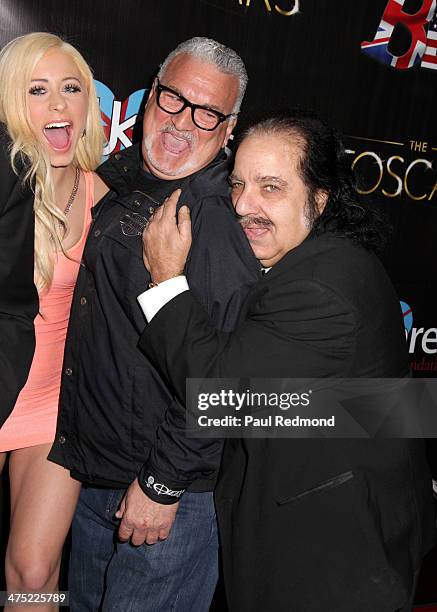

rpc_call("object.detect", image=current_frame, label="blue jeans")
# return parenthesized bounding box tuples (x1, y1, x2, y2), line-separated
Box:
(69, 486, 218, 611)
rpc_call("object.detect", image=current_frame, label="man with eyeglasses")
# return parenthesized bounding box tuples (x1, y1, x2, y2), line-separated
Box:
(48, 37, 259, 611)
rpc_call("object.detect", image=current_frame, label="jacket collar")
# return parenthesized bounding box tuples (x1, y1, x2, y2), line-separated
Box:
(258, 232, 347, 283)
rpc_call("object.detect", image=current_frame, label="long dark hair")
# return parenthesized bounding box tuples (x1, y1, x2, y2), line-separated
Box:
(239, 110, 387, 253)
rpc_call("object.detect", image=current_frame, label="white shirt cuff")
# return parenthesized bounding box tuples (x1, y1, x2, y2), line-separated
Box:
(137, 275, 189, 322)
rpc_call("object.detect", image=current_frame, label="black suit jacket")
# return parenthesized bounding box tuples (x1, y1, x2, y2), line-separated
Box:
(140, 233, 435, 612)
(0, 125, 38, 427)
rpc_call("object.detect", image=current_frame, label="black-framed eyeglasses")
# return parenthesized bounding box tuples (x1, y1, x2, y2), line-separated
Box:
(154, 78, 236, 131)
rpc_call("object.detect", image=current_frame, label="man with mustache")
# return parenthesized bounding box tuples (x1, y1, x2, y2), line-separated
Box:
(138, 111, 435, 612)
(49, 37, 259, 611)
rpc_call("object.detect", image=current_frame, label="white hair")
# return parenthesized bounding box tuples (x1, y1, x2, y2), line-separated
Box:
(158, 37, 248, 114)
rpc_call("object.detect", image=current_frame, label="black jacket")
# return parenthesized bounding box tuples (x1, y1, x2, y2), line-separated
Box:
(0, 125, 38, 426)
(49, 145, 259, 498)
(140, 233, 435, 611)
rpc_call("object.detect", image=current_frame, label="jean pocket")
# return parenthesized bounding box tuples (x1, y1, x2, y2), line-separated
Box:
(105, 488, 126, 519)
(276, 470, 354, 507)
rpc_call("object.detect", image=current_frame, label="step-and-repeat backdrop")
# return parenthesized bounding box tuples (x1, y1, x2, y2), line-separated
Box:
(1, 0, 437, 603)
(1, 0, 436, 374)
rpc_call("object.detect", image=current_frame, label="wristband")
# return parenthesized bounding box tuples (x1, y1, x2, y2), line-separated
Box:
(139, 471, 186, 504)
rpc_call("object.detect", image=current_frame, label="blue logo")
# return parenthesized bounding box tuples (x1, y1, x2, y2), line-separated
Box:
(400, 300, 413, 333)
(95, 80, 147, 160)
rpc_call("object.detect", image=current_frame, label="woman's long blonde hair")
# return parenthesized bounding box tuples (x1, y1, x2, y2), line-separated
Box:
(0, 32, 105, 291)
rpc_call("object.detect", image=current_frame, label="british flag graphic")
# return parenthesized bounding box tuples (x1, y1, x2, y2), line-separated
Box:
(422, 9, 437, 69)
(361, 0, 437, 70)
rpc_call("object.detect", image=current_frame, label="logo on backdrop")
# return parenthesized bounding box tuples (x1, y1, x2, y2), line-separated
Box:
(361, 0, 437, 71)
(345, 135, 437, 203)
(236, 0, 299, 16)
(401, 300, 413, 335)
(95, 80, 147, 160)
(400, 301, 437, 371)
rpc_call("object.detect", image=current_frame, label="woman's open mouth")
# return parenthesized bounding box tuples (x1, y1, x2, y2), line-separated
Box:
(43, 121, 73, 152)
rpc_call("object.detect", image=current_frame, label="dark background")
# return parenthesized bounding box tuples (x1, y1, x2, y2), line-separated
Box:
(0, 0, 435, 354)
(0, 0, 436, 608)
(1, 0, 434, 350)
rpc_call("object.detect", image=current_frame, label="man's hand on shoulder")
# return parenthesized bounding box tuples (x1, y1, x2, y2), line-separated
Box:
(115, 478, 179, 545)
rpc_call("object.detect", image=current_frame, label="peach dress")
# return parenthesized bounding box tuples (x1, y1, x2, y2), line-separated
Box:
(0, 171, 94, 451)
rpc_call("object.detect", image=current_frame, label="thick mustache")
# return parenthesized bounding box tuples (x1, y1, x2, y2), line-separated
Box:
(238, 215, 272, 228)
(161, 123, 195, 146)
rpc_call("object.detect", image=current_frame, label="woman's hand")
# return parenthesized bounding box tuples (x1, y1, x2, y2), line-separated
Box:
(142, 189, 192, 284)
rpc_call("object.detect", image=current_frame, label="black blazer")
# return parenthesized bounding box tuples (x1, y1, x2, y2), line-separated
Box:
(140, 233, 435, 612)
(0, 125, 38, 427)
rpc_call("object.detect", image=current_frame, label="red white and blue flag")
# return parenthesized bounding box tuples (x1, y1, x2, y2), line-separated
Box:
(422, 9, 437, 69)
(361, 0, 437, 70)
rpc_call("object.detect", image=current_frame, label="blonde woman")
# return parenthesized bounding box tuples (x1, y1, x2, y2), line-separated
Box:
(0, 33, 108, 609)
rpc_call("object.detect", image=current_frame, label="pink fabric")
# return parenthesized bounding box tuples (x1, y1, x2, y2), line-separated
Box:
(0, 171, 95, 451)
